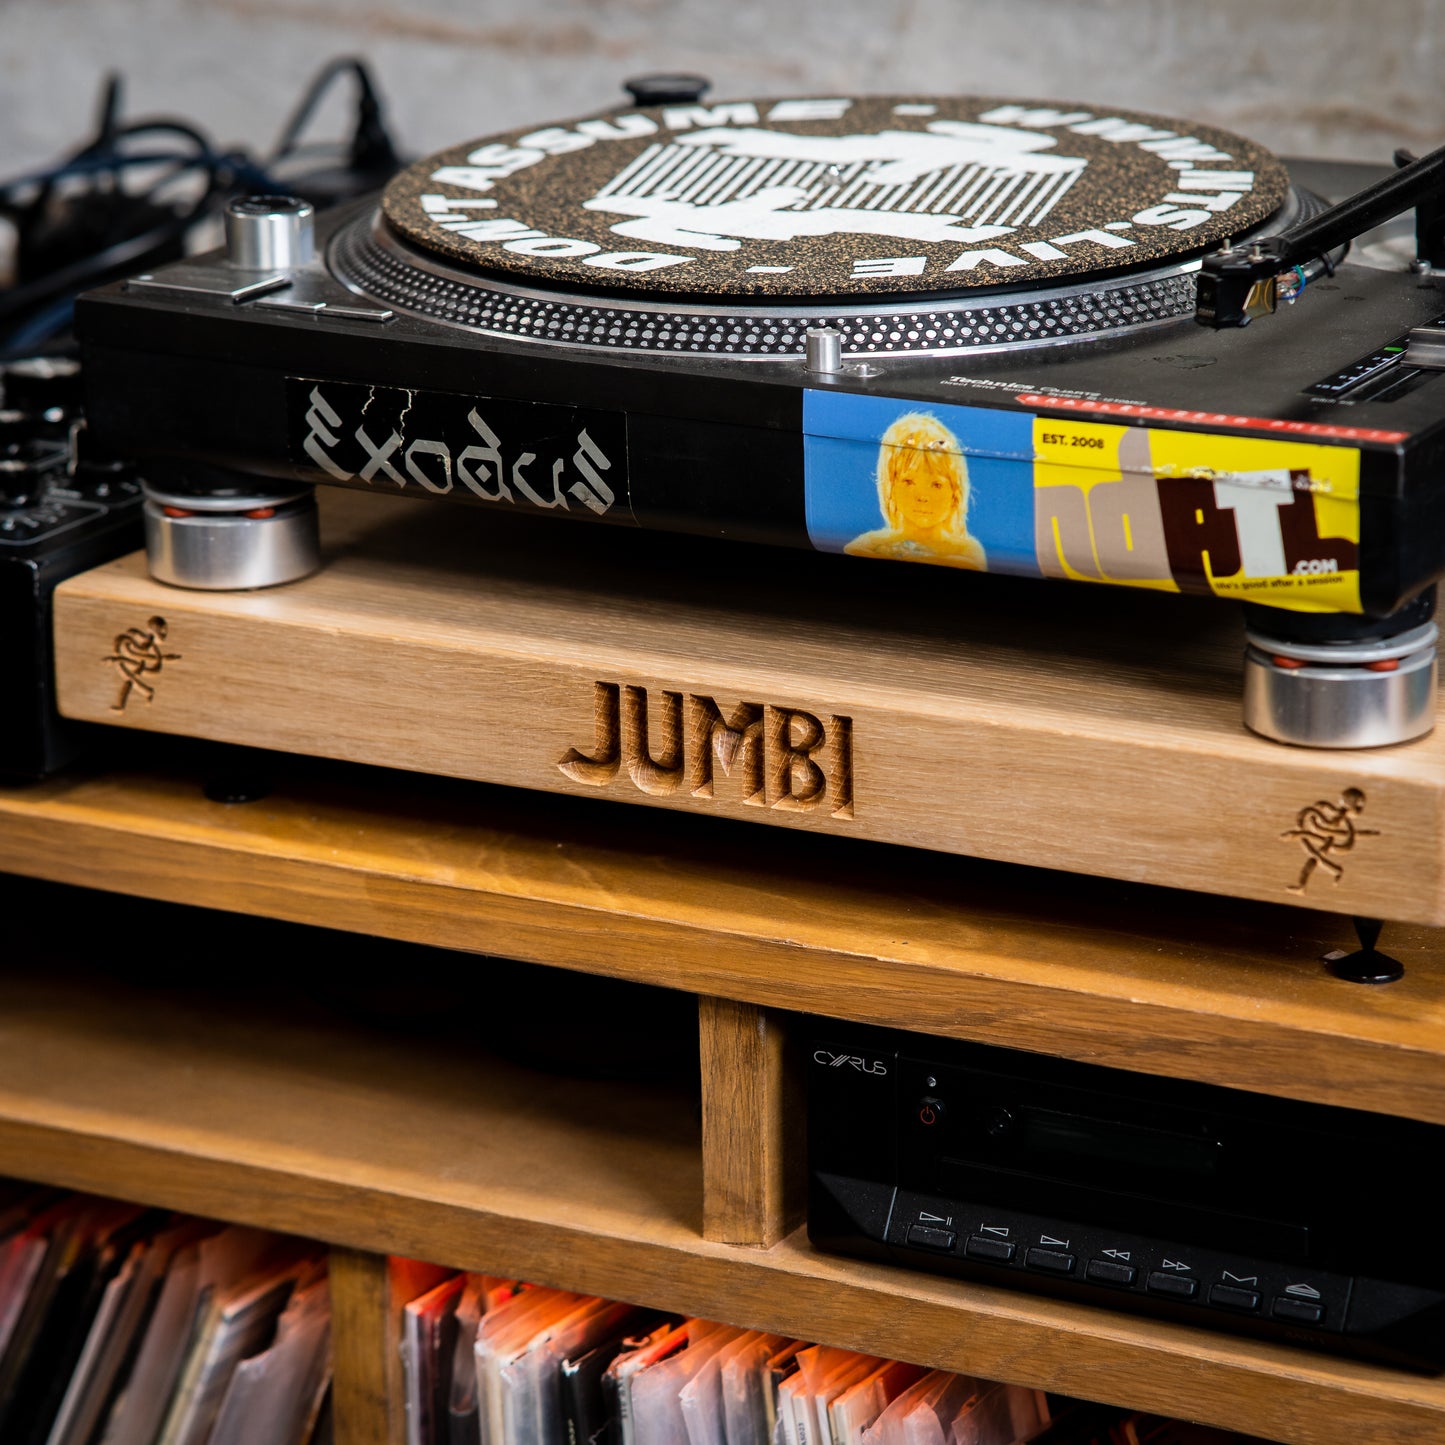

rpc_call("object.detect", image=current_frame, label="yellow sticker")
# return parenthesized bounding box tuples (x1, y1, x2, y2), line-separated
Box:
(1032, 420, 1361, 612)
(1034, 419, 1179, 592)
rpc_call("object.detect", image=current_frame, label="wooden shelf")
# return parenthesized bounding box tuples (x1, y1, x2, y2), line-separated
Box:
(0, 940, 1441, 1445)
(2, 744, 1443, 1123)
(0, 949, 701, 1258)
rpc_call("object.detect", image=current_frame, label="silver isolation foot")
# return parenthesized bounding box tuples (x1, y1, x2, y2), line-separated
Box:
(1242, 620, 1437, 748)
(143, 480, 320, 590)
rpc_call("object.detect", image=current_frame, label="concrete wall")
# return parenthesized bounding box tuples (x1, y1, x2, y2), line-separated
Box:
(3, 0, 1443, 179)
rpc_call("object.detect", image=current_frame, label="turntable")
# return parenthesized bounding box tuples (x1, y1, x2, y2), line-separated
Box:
(72, 85, 1445, 753)
(49, 86, 1445, 932)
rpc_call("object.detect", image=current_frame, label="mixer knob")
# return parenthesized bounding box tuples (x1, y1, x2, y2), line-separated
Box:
(2, 356, 83, 419)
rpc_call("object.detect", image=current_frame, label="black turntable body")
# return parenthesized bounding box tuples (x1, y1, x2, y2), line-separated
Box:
(78, 230, 1445, 602)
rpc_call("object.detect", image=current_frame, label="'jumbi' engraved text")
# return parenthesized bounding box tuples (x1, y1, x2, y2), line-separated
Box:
(558, 682, 854, 818)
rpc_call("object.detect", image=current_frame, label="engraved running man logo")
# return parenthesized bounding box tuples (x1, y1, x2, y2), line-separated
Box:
(1282, 787, 1378, 891)
(104, 616, 180, 712)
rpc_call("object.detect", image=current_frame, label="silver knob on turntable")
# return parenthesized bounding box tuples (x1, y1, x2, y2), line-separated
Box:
(806, 329, 844, 374)
(224, 195, 316, 271)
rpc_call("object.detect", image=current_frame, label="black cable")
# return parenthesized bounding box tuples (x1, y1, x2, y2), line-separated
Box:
(271, 56, 367, 160)
(0, 215, 189, 326)
(269, 56, 399, 177)
(89, 74, 123, 196)
(1, 58, 404, 353)
(0, 150, 213, 204)
(111, 117, 216, 156)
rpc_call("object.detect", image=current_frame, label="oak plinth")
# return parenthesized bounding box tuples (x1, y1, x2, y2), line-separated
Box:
(50, 488, 1445, 924)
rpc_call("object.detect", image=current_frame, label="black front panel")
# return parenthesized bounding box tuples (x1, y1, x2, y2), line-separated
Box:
(74, 238, 1445, 618)
(808, 1023, 1445, 1372)
(628, 413, 806, 544)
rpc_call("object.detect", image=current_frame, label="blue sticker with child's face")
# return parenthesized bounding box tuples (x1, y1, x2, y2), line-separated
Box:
(803, 390, 1040, 578)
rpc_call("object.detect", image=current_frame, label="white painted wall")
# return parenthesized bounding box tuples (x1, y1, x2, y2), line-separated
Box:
(3, 0, 1443, 181)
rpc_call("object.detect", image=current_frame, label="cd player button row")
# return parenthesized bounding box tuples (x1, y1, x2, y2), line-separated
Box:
(1271, 1297, 1325, 1325)
(965, 1235, 1016, 1264)
(1085, 1259, 1137, 1287)
(1208, 1284, 1261, 1312)
(1024, 1247, 1075, 1275)
(905, 1224, 957, 1253)
(1146, 1271, 1199, 1300)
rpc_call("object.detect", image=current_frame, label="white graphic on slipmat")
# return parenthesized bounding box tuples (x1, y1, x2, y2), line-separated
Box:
(583, 122, 1089, 251)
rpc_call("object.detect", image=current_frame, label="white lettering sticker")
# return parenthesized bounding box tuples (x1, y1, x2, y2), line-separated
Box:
(852, 256, 927, 277)
(768, 99, 852, 122)
(582, 251, 693, 272)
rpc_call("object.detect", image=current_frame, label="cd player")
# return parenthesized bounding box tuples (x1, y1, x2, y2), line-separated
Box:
(808, 1022, 1445, 1371)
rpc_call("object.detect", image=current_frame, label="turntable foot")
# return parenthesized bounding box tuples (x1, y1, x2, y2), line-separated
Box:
(142, 471, 320, 590)
(1241, 590, 1438, 748)
(202, 757, 271, 803)
(1323, 916, 1405, 984)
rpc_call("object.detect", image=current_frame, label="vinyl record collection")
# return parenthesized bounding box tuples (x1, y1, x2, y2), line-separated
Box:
(0, 1183, 331, 1445)
(397, 1275, 1266, 1445)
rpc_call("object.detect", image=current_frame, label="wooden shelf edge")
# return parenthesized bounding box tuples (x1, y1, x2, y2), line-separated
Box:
(2, 770, 1443, 1125)
(0, 1114, 1439, 1445)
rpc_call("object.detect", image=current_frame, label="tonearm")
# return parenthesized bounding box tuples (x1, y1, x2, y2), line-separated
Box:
(1195, 140, 1445, 328)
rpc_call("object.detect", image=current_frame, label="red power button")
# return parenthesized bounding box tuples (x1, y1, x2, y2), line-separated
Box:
(918, 1097, 944, 1126)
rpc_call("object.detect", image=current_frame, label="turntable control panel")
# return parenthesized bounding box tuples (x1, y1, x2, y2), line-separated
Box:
(0, 364, 143, 778)
(1307, 314, 1445, 402)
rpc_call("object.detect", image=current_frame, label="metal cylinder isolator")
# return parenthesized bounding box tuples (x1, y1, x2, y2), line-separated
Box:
(143, 480, 320, 590)
(1242, 621, 1438, 748)
(806, 328, 844, 374)
(224, 195, 316, 271)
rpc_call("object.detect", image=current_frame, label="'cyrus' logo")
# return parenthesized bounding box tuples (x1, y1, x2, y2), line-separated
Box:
(813, 1050, 888, 1075)
(558, 682, 853, 818)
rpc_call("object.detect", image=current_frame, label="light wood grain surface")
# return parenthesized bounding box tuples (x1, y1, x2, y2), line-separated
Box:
(699, 998, 804, 1247)
(51, 489, 1445, 924)
(0, 954, 1438, 1445)
(2, 749, 1442, 1123)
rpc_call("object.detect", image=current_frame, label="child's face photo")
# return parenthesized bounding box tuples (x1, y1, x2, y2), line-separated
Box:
(891, 458, 955, 532)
